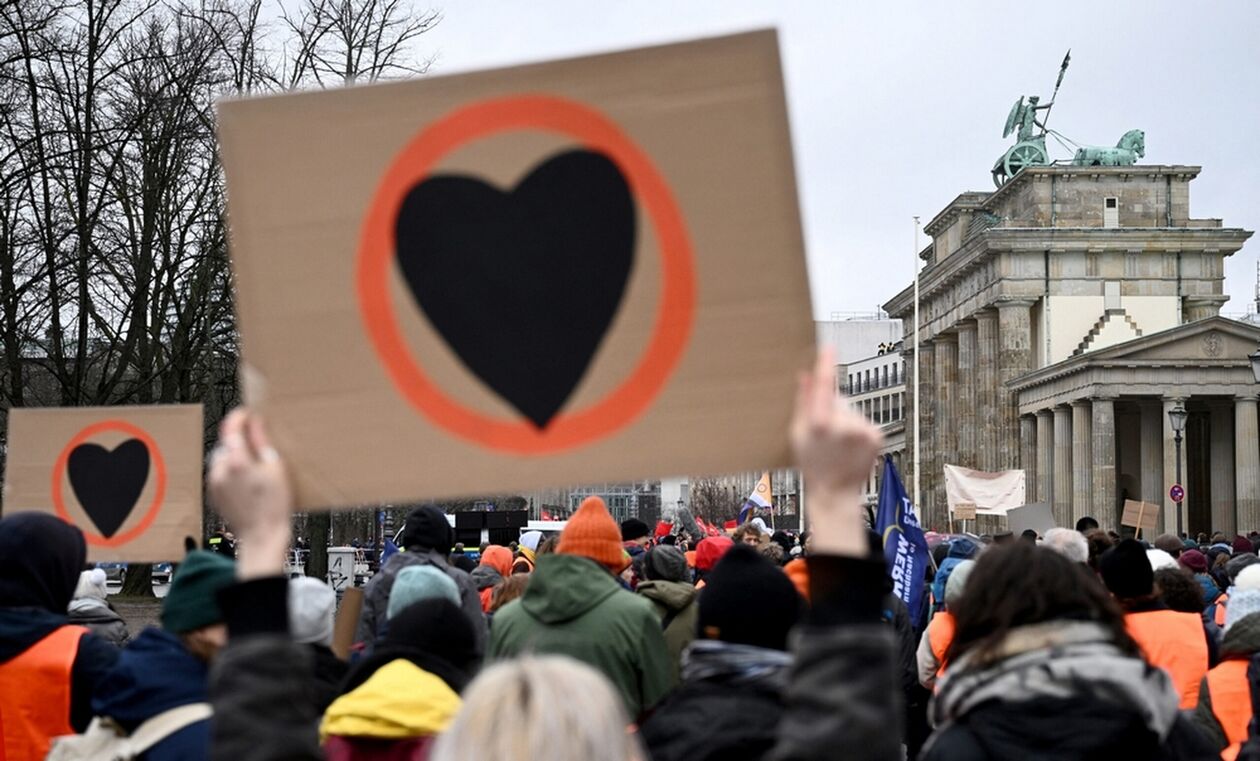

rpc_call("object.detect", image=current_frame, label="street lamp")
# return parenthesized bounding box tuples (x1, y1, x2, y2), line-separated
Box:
(1168, 403, 1188, 538)
(1250, 345, 1260, 383)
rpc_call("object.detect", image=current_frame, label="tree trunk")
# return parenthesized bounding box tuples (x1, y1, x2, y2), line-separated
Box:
(306, 512, 330, 583)
(120, 562, 154, 597)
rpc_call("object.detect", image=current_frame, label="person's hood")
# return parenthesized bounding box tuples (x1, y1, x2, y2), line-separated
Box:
(636, 579, 697, 613)
(0, 512, 86, 612)
(401, 506, 453, 554)
(0, 607, 66, 664)
(521, 554, 622, 625)
(321, 659, 460, 741)
(680, 639, 791, 692)
(68, 596, 122, 623)
(468, 564, 503, 591)
(478, 545, 513, 577)
(947, 537, 979, 560)
(91, 627, 208, 732)
(1222, 612, 1260, 658)
(933, 621, 1179, 743)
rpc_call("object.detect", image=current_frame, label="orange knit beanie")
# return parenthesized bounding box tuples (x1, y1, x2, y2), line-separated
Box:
(558, 496, 626, 572)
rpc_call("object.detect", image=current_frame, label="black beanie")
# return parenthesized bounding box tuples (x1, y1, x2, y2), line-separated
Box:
(1100, 538, 1153, 599)
(401, 505, 453, 554)
(620, 518, 649, 543)
(0, 513, 86, 612)
(698, 545, 802, 650)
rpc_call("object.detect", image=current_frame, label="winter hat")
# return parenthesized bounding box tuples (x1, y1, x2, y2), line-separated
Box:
(1227, 553, 1260, 584)
(943, 559, 975, 607)
(288, 576, 336, 646)
(1233, 536, 1254, 555)
(1147, 549, 1178, 571)
(1179, 549, 1208, 574)
(697, 545, 803, 650)
(401, 506, 453, 554)
(695, 536, 735, 572)
(642, 545, 689, 583)
(0, 513, 87, 613)
(1153, 534, 1185, 558)
(558, 497, 625, 572)
(388, 565, 460, 620)
(161, 551, 236, 634)
(518, 530, 543, 553)
(73, 568, 109, 602)
(479, 545, 513, 577)
(1225, 565, 1260, 631)
(620, 518, 650, 543)
(1100, 539, 1154, 599)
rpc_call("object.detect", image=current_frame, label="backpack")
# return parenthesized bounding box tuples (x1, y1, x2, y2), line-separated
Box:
(46, 702, 212, 761)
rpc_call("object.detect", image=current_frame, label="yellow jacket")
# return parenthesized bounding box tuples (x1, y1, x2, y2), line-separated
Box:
(320, 659, 461, 741)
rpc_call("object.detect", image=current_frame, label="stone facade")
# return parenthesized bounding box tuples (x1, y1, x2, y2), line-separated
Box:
(884, 165, 1253, 531)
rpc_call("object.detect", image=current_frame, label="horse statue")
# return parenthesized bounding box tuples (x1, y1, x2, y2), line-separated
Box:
(1072, 129, 1145, 167)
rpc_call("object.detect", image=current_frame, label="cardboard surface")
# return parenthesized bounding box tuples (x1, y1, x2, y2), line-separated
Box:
(952, 503, 977, 521)
(1121, 500, 1160, 532)
(217, 30, 814, 509)
(1006, 502, 1056, 538)
(331, 587, 364, 661)
(2, 405, 204, 562)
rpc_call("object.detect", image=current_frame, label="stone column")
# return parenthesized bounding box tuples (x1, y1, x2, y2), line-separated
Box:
(934, 335, 958, 517)
(976, 309, 999, 471)
(1053, 406, 1073, 528)
(919, 342, 938, 526)
(1210, 401, 1237, 537)
(956, 320, 978, 468)
(1140, 401, 1164, 532)
(1236, 396, 1260, 533)
(1163, 397, 1186, 537)
(996, 299, 1036, 470)
(1071, 400, 1093, 527)
(1092, 397, 1117, 529)
(1037, 409, 1054, 508)
(1020, 415, 1038, 502)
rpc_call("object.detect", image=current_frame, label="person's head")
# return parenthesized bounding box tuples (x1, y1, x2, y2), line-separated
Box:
(288, 576, 336, 647)
(536, 535, 561, 557)
(731, 523, 764, 547)
(162, 550, 237, 661)
(800, 530, 813, 555)
(1099, 539, 1155, 604)
(943, 559, 975, 609)
(697, 545, 803, 651)
(1178, 548, 1208, 575)
(992, 531, 1015, 546)
(1075, 516, 1100, 534)
(660, 534, 677, 546)
(1225, 566, 1260, 632)
(387, 565, 461, 621)
(1153, 534, 1184, 559)
(558, 497, 627, 574)
(401, 505, 453, 554)
(694, 536, 734, 578)
(0, 512, 87, 614)
(1042, 528, 1088, 564)
(619, 518, 650, 547)
(1146, 548, 1178, 571)
(641, 545, 689, 583)
(489, 574, 529, 613)
(1212, 532, 1228, 545)
(947, 542, 1136, 665)
(430, 656, 641, 761)
(1019, 529, 1039, 544)
(73, 568, 109, 602)
(1233, 535, 1254, 556)
(384, 597, 480, 676)
(1153, 567, 1203, 614)
(479, 545, 513, 577)
(758, 542, 785, 565)
(1227, 553, 1260, 586)
(1083, 529, 1114, 572)
(518, 530, 543, 554)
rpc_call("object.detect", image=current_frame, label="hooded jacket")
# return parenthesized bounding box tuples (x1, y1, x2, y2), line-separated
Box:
(470, 546, 512, 613)
(922, 620, 1217, 760)
(321, 659, 461, 761)
(635, 579, 698, 683)
(1193, 612, 1260, 754)
(487, 553, 672, 717)
(68, 572, 130, 648)
(0, 513, 119, 735)
(91, 627, 212, 761)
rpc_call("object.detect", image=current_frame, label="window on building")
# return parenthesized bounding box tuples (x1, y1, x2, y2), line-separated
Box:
(848, 374, 854, 394)
(1104, 197, 1119, 228)
(892, 363, 898, 385)
(882, 366, 889, 387)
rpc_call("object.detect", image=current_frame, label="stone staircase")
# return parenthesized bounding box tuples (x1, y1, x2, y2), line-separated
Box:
(1072, 309, 1143, 357)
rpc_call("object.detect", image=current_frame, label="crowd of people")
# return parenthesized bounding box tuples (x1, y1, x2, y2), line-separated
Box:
(5, 352, 1260, 760)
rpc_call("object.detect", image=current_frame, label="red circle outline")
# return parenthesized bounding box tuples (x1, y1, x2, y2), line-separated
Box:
(356, 95, 696, 454)
(51, 420, 167, 547)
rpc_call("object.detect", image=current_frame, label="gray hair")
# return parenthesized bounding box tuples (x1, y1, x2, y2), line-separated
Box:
(430, 656, 643, 761)
(1042, 528, 1089, 564)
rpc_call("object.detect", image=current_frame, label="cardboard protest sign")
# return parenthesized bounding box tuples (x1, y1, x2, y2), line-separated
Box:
(217, 30, 814, 509)
(2, 405, 203, 561)
(1007, 502, 1056, 538)
(1121, 499, 1159, 535)
(952, 503, 977, 521)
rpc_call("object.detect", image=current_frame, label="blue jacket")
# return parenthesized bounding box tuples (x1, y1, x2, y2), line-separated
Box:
(92, 627, 211, 761)
(931, 539, 978, 612)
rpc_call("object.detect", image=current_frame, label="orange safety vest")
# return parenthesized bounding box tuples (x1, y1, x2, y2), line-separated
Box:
(0, 625, 87, 761)
(1215, 593, 1229, 628)
(927, 610, 956, 680)
(1206, 658, 1250, 761)
(1125, 609, 1209, 709)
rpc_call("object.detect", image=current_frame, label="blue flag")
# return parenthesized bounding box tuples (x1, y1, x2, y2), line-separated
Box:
(875, 455, 931, 628)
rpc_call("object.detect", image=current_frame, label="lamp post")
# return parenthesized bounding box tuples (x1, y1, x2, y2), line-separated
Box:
(1168, 403, 1188, 537)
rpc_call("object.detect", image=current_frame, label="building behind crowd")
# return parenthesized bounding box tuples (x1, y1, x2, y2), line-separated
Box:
(839, 342, 908, 504)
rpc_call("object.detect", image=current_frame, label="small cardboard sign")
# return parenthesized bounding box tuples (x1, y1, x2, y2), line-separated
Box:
(1121, 499, 1160, 532)
(1007, 502, 1056, 538)
(331, 587, 364, 661)
(217, 30, 814, 509)
(952, 503, 977, 521)
(2, 405, 203, 561)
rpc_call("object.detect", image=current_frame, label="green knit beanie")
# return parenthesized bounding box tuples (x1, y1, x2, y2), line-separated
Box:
(161, 550, 236, 634)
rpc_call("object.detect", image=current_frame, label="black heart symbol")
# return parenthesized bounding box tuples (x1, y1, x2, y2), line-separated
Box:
(395, 149, 636, 429)
(67, 439, 150, 538)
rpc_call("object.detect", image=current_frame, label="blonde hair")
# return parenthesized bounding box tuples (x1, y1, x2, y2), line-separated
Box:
(431, 656, 641, 761)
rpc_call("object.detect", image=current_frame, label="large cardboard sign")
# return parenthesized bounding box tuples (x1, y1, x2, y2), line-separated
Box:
(217, 30, 814, 509)
(1007, 502, 1057, 538)
(2, 405, 203, 561)
(1121, 499, 1160, 536)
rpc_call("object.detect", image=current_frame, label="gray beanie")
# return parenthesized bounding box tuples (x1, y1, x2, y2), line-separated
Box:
(944, 559, 976, 607)
(1227, 553, 1260, 584)
(387, 565, 460, 620)
(643, 545, 689, 583)
(288, 577, 336, 646)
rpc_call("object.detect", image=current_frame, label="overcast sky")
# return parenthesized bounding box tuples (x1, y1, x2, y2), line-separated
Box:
(384, 1, 1260, 320)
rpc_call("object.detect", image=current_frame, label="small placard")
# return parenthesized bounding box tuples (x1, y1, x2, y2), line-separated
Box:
(953, 503, 977, 521)
(1121, 499, 1159, 531)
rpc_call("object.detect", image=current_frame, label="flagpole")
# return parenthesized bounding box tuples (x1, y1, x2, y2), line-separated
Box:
(913, 216, 921, 513)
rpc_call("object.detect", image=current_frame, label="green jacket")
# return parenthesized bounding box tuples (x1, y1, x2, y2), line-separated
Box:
(488, 554, 672, 717)
(636, 579, 698, 685)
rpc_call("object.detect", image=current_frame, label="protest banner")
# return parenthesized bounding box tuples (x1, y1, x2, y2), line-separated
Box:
(1121, 499, 1160, 538)
(944, 464, 1026, 515)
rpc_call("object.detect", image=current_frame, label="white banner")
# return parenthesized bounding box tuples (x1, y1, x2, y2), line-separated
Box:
(944, 464, 1026, 516)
